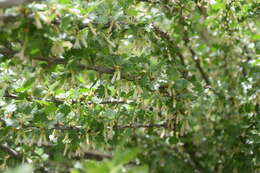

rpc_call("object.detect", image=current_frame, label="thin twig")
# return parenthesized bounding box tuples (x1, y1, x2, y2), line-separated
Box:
(5, 122, 168, 132)
(188, 47, 211, 86)
(115, 123, 167, 129)
(0, 144, 22, 160)
(3, 92, 127, 105)
(72, 151, 112, 161)
(0, 0, 43, 8)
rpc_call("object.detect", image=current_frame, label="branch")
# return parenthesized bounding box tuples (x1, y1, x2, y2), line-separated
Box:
(70, 150, 136, 165)
(0, 143, 22, 160)
(153, 24, 211, 86)
(188, 47, 223, 97)
(3, 91, 127, 105)
(31, 56, 116, 74)
(72, 151, 112, 161)
(5, 122, 168, 132)
(0, 117, 6, 126)
(0, 14, 19, 23)
(183, 142, 207, 173)
(188, 47, 211, 86)
(137, 0, 160, 4)
(1, 141, 111, 163)
(179, 30, 223, 97)
(33, 56, 137, 81)
(0, 0, 39, 8)
(0, 47, 16, 57)
(98, 100, 126, 104)
(152, 25, 188, 76)
(83, 65, 115, 74)
(115, 123, 167, 129)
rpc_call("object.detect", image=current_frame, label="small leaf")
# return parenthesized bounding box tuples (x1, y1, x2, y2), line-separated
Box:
(17, 77, 35, 92)
(127, 165, 149, 173)
(5, 104, 17, 113)
(85, 0, 105, 14)
(4, 164, 33, 173)
(76, 74, 86, 83)
(84, 160, 110, 173)
(62, 41, 73, 49)
(35, 100, 52, 106)
(113, 148, 140, 166)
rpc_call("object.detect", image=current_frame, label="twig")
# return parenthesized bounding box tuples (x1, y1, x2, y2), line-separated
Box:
(5, 122, 168, 132)
(0, 141, 111, 162)
(98, 100, 126, 104)
(153, 24, 211, 86)
(0, 0, 42, 8)
(3, 92, 127, 105)
(152, 25, 188, 77)
(72, 151, 112, 161)
(0, 14, 20, 23)
(0, 144, 22, 160)
(115, 123, 167, 129)
(188, 47, 211, 86)
(181, 31, 222, 97)
(183, 143, 206, 173)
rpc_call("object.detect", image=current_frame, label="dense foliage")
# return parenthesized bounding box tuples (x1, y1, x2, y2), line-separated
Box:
(0, 0, 259, 172)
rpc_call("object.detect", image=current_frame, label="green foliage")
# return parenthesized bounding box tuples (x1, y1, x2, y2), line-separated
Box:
(71, 148, 148, 173)
(3, 164, 33, 173)
(0, 0, 259, 172)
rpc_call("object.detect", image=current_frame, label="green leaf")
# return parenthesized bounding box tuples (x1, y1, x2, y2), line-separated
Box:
(4, 164, 33, 173)
(85, 0, 105, 14)
(44, 103, 58, 114)
(113, 148, 140, 166)
(59, 0, 71, 4)
(84, 160, 110, 173)
(35, 100, 52, 106)
(76, 74, 86, 83)
(5, 104, 17, 113)
(251, 34, 260, 41)
(16, 77, 36, 92)
(127, 165, 149, 173)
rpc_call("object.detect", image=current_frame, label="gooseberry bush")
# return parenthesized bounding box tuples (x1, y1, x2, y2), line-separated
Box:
(0, 0, 259, 172)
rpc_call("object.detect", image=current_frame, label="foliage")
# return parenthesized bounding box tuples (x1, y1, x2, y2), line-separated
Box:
(3, 164, 33, 173)
(0, 0, 259, 172)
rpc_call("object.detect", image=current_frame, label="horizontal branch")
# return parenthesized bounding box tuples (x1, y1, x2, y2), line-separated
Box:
(78, 64, 115, 74)
(0, 140, 112, 162)
(0, 47, 15, 57)
(69, 150, 136, 165)
(31, 57, 116, 74)
(0, 0, 40, 8)
(115, 123, 167, 129)
(3, 122, 168, 131)
(0, 14, 20, 23)
(72, 151, 112, 161)
(3, 92, 127, 105)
